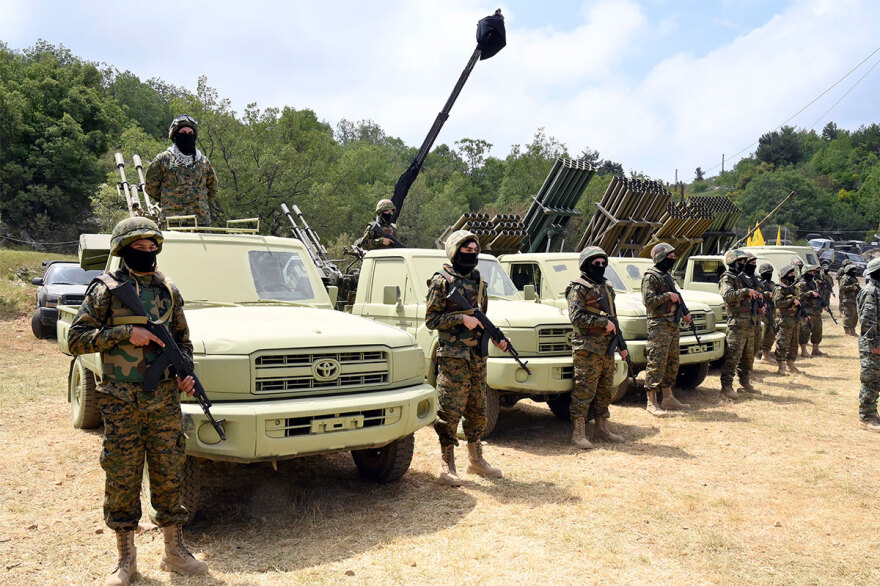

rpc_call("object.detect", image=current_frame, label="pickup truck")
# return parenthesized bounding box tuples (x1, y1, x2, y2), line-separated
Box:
(498, 253, 726, 396)
(57, 229, 437, 516)
(683, 246, 822, 293)
(348, 249, 627, 431)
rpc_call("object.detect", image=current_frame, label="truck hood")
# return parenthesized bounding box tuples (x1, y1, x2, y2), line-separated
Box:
(680, 290, 723, 309)
(486, 298, 568, 328)
(611, 292, 711, 317)
(185, 306, 416, 354)
(45, 284, 88, 298)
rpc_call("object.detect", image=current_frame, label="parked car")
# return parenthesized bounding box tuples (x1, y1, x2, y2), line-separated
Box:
(844, 252, 868, 272)
(819, 249, 850, 272)
(808, 238, 835, 251)
(31, 261, 101, 339)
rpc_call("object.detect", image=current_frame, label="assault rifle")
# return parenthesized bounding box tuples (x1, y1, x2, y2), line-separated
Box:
(108, 280, 227, 441)
(760, 283, 777, 334)
(368, 222, 405, 248)
(446, 286, 532, 376)
(807, 280, 838, 325)
(662, 273, 702, 345)
(795, 302, 811, 324)
(595, 288, 635, 382)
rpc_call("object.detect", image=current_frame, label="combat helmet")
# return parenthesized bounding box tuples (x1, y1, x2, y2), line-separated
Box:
(110, 217, 163, 256)
(650, 242, 675, 264)
(375, 199, 396, 214)
(778, 265, 796, 281)
(724, 249, 748, 266)
(168, 114, 198, 140)
(444, 229, 479, 261)
(579, 246, 607, 270)
(867, 257, 880, 276)
(802, 263, 819, 274)
(841, 258, 852, 268)
(790, 256, 803, 267)
(759, 262, 774, 276)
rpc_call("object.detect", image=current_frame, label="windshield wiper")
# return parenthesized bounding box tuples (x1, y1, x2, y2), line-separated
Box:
(235, 299, 312, 307)
(187, 299, 237, 307)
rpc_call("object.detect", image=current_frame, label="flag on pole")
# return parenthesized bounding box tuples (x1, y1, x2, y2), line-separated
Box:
(753, 221, 765, 246)
(776, 226, 781, 245)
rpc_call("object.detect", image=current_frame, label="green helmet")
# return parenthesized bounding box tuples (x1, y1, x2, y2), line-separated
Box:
(375, 199, 396, 214)
(867, 258, 880, 275)
(802, 263, 819, 274)
(778, 265, 796, 280)
(744, 251, 757, 262)
(790, 256, 803, 267)
(168, 114, 198, 140)
(842, 258, 852, 268)
(650, 243, 675, 264)
(579, 246, 608, 270)
(759, 262, 774, 275)
(110, 217, 163, 256)
(724, 249, 748, 265)
(444, 229, 479, 261)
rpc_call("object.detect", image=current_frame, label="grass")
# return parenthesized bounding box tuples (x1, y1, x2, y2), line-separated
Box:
(1, 297, 880, 584)
(0, 249, 76, 319)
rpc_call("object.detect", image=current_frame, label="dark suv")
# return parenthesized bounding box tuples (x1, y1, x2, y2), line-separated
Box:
(31, 261, 101, 338)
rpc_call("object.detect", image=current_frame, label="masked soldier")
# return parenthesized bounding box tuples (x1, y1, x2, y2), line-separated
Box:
(836, 258, 852, 284)
(426, 230, 505, 485)
(566, 246, 628, 449)
(757, 262, 777, 363)
(795, 264, 825, 357)
(790, 256, 804, 279)
(818, 265, 835, 306)
(840, 264, 861, 336)
(858, 258, 880, 431)
(640, 242, 690, 415)
(773, 265, 804, 375)
(741, 252, 765, 382)
(144, 114, 219, 227)
(67, 218, 208, 584)
(357, 199, 402, 251)
(719, 249, 762, 399)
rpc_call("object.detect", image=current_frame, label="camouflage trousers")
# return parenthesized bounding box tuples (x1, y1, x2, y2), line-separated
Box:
(774, 317, 800, 362)
(434, 349, 487, 447)
(859, 349, 880, 420)
(842, 300, 858, 330)
(644, 319, 680, 391)
(97, 381, 188, 531)
(571, 349, 615, 420)
(752, 318, 763, 357)
(760, 314, 775, 352)
(721, 324, 756, 387)
(799, 311, 823, 344)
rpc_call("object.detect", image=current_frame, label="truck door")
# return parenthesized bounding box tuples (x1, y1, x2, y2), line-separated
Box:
(365, 258, 419, 336)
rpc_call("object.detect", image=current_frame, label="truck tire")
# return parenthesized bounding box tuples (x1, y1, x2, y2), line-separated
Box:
(547, 392, 572, 421)
(351, 433, 415, 483)
(143, 456, 202, 525)
(613, 378, 632, 402)
(483, 387, 500, 436)
(31, 308, 52, 339)
(677, 362, 709, 390)
(70, 357, 101, 429)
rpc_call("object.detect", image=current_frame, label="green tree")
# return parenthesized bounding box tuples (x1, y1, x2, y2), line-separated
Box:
(756, 126, 804, 167)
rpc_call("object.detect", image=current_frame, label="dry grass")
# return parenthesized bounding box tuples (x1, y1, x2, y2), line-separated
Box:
(0, 249, 77, 319)
(1, 305, 879, 585)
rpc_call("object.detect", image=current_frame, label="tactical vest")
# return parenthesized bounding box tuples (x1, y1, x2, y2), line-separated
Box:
(97, 271, 175, 383)
(436, 268, 485, 347)
(643, 268, 676, 317)
(722, 271, 752, 314)
(567, 277, 615, 336)
(775, 284, 799, 317)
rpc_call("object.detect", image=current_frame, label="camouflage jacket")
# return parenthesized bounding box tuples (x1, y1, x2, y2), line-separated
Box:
(425, 265, 487, 358)
(857, 279, 879, 351)
(839, 273, 861, 302)
(68, 267, 192, 401)
(640, 268, 677, 323)
(566, 275, 616, 355)
(358, 220, 399, 251)
(719, 270, 755, 326)
(795, 278, 823, 315)
(818, 272, 834, 304)
(144, 149, 218, 226)
(772, 282, 799, 317)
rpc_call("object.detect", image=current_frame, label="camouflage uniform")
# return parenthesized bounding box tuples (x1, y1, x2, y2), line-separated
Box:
(857, 275, 880, 422)
(358, 199, 400, 251)
(742, 271, 763, 360)
(640, 268, 680, 392)
(68, 267, 191, 531)
(773, 278, 801, 364)
(758, 272, 777, 354)
(719, 265, 757, 391)
(818, 269, 835, 306)
(840, 269, 861, 333)
(795, 275, 823, 345)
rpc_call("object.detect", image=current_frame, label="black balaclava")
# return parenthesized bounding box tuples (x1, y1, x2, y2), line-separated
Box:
(733, 260, 746, 274)
(804, 271, 815, 282)
(655, 256, 675, 273)
(120, 242, 158, 273)
(582, 258, 607, 283)
(760, 271, 773, 282)
(379, 211, 395, 225)
(869, 270, 880, 282)
(745, 261, 757, 276)
(174, 129, 197, 155)
(453, 240, 479, 274)
(781, 274, 793, 285)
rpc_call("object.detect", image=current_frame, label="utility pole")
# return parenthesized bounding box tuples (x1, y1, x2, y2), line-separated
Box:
(721, 153, 725, 174)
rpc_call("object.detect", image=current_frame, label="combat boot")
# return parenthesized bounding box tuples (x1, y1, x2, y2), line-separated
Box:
(593, 416, 625, 443)
(800, 344, 810, 358)
(811, 343, 826, 356)
(847, 328, 858, 337)
(660, 386, 690, 410)
(776, 361, 787, 376)
(859, 416, 880, 433)
(720, 384, 739, 400)
(438, 444, 463, 486)
(738, 378, 762, 395)
(106, 530, 136, 586)
(160, 525, 208, 575)
(645, 390, 668, 417)
(760, 350, 775, 365)
(750, 370, 764, 383)
(571, 416, 594, 449)
(787, 360, 801, 374)
(467, 441, 502, 478)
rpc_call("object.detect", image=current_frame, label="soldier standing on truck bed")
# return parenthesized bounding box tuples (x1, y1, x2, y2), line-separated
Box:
(144, 115, 219, 227)
(840, 264, 862, 336)
(773, 265, 804, 376)
(356, 199, 402, 251)
(796, 264, 826, 357)
(758, 262, 777, 364)
(67, 218, 209, 585)
(719, 249, 762, 400)
(858, 258, 880, 432)
(426, 229, 505, 486)
(640, 243, 691, 416)
(566, 246, 628, 449)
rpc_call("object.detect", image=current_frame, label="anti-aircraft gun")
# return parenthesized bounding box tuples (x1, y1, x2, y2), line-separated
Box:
(115, 152, 161, 219)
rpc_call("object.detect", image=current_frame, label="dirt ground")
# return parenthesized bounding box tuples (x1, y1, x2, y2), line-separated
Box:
(1, 303, 878, 585)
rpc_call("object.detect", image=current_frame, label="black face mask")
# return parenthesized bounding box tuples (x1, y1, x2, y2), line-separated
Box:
(745, 263, 756, 276)
(870, 271, 880, 282)
(380, 212, 394, 224)
(781, 276, 792, 286)
(760, 272, 773, 282)
(804, 273, 814, 282)
(120, 246, 157, 273)
(583, 262, 606, 282)
(733, 262, 746, 273)
(453, 251, 479, 274)
(174, 132, 196, 155)
(655, 257, 675, 272)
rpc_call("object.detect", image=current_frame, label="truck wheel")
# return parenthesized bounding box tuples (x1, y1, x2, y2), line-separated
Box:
(31, 308, 52, 339)
(546, 392, 572, 421)
(143, 456, 202, 525)
(483, 387, 500, 436)
(70, 357, 101, 429)
(677, 362, 709, 390)
(613, 378, 632, 402)
(351, 433, 415, 483)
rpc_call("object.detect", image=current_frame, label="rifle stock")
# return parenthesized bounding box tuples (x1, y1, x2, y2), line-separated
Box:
(369, 222, 405, 248)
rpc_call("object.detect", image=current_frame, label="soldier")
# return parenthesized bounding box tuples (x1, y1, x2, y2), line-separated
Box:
(426, 230, 505, 485)
(144, 114, 219, 227)
(640, 242, 690, 415)
(773, 265, 804, 375)
(858, 258, 880, 432)
(795, 264, 825, 357)
(566, 246, 628, 449)
(836, 258, 852, 284)
(67, 218, 208, 584)
(742, 252, 765, 381)
(818, 265, 835, 307)
(791, 256, 804, 279)
(757, 262, 777, 364)
(719, 249, 762, 399)
(840, 263, 861, 336)
(357, 199, 401, 251)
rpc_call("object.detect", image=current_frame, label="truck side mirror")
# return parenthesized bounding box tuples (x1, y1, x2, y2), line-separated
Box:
(326, 285, 339, 307)
(383, 285, 401, 306)
(522, 284, 537, 301)
(31, 277, 44, 286)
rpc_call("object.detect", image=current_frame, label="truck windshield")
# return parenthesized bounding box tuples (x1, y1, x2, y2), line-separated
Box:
(607, 258, 653, 292)
(48, 265, 101, 285)
(477, 258, 519, 298)
(248, 251, 316, 301)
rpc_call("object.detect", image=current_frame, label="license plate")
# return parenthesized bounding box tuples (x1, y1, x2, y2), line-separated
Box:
(310, 415, 364, 433)
(687, 344, 708, 354)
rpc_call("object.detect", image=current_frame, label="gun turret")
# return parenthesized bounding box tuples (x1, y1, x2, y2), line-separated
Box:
(115, 152, 161, 219)
(281, 203, 342, 286)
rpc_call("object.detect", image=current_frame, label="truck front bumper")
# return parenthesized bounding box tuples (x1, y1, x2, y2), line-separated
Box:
(626, 331, 726, 368)
(181, 383, 437, 463)
(488, 355, 574, 395)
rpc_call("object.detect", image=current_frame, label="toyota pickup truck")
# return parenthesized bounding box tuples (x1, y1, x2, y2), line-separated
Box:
(683, 246, 822, 293)
(348, 249, 627, 431)
(56, 229, 437, 516)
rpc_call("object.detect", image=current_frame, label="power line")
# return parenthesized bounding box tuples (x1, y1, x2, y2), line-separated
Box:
(808, 56, 880, 130)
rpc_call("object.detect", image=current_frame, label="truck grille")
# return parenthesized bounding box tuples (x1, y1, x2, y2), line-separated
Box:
(60, 293, 85, 306)
(265, 406, 403, 438)
(252, 349, 389, 395)
(538, 326, 574, 354)
(679, 311, 711, 335)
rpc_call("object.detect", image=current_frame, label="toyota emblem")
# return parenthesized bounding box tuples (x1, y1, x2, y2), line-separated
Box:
(565, 331, 574, 346)
(313, 359, 341, 381)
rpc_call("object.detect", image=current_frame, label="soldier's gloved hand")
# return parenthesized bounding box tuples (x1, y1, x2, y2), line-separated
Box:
(493, 338, 508, 352)
(618, 348, 629, 361)
(462, 314, 482, 330)
(176, 375, 195, 396)
(130, 326, 164, 347)
(605, 320, 617, 334)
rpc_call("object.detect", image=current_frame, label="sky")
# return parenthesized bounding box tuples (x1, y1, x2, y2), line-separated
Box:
(1, 0, 878, 183)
